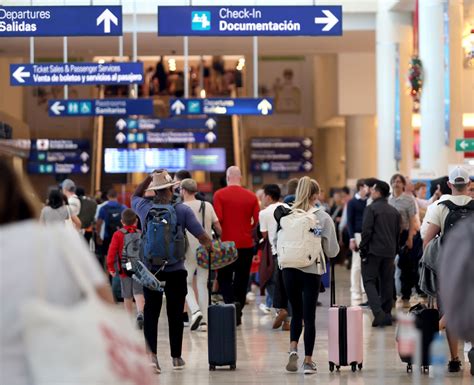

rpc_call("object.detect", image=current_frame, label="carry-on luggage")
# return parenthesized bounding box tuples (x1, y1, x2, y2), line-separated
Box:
(398, 302, 439, 373)
(328, 261, 363, 372)
(207, 252, 237, 371)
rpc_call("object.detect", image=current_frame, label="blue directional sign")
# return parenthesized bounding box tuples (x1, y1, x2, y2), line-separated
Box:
(116, 130, 217, 145)
(48, 99, 153, 117)
(29, 150, 90, 163)
(0, 6, 122, 37)
(170, 98, 273, 116)
(158, 6, 342, 36)
(27, 162, 90, 175)
(10, 62, 143, 86)
(116, 117, 218, 131)
(250, 137, 313, 173)
(31, 139, 90, 151)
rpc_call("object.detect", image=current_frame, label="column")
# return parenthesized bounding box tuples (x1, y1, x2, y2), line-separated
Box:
(419, 0, 463, 175)
(345, 115, 377, 180)
(376, 4, 413, 181)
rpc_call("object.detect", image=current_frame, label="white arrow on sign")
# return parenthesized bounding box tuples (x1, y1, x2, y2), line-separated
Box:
(303, 161, 313, 172)
(116, 118, 127, 131)
(81, 164, 90, 174)
(460, 140, 468, 150)
(171, 100, 186, 115)
(96, 9, 118, 34)
(303, 150, 312, 160)
(12, 66, 31, 83)
(205, 131, 217, 144)
(314, 10, 339, 32)
(257, 99, 272, 115)
(302, 137, 313, 147)
(50, 101, 66, 116)
(80, 152, 90, 162)
(115, 132, 127, 144)
(206, 118, 217, 130)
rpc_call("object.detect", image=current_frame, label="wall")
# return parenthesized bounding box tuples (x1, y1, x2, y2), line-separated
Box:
(0, 57, 24, 123)
(338, 52, 376, 116)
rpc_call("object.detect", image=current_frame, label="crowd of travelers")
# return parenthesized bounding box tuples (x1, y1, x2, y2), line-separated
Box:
(1, 156, 473, 384)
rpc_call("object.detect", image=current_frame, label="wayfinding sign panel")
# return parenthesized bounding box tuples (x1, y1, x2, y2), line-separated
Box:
(118, 117, 217, 131)
(158, 6, 342, 36)
(170, 98, 273, 116)
(0, 6, 122, 37)
(10, 62, 143, 86)
(250, 137, 313, 173)
(116, 130, 217, 145)
(48, 99, 153, 117)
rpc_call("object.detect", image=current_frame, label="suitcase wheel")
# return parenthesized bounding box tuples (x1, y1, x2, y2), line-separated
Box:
(230, 364, 236, 370)
(422, 366, 429, 374)
(329, 362, 335, 372)
(209, 365, 216, 371)
(358, 363, 363, 371)
(351, 363, 357, 372)
(336, 365, 341, 371)
(407, 364, 412, 373)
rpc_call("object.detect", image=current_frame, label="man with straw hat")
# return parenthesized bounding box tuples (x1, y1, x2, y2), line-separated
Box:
(132, 170, 212, 374)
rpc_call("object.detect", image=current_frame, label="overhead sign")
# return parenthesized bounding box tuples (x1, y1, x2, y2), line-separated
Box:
(117, 117, 217, 131)
(250, 137, 313, 173)
(27, 139, 91, 175)
(104, 148, 226, 173)
(10, 62, 143, 86)
(455, 138, 474, 152)
(117, 131, 217, 145)
(170, 98, 273, 116)
(48, 98, 153, 117)
(158, 6, 342, 36)
(0, 6, 122, 37)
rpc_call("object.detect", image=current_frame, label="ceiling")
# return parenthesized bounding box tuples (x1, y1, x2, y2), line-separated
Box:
(0, 31, 375, 60)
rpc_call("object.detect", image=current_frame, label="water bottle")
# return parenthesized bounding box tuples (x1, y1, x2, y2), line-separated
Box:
(429, 334, 447, 385)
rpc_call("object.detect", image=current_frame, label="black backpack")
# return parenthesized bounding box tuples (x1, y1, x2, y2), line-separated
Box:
(78, 197, 97, 229)
(105, 205, 123, 239)
(438, 200, 474, 240)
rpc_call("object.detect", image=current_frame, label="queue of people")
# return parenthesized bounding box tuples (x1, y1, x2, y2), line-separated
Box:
(1, 155, 473, 385)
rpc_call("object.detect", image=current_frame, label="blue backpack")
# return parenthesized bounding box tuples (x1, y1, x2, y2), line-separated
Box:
(142, 204, 187, 272)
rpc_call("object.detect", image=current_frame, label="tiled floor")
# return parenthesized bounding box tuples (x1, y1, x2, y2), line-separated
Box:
(153, 266, 473, 384)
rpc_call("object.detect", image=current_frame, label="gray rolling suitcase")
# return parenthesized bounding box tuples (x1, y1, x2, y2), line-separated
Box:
(207, 252, 237, 371)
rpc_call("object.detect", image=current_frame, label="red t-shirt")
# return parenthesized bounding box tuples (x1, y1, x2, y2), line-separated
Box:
(213, 185, 260, 249)
(106, 225, 140, 278)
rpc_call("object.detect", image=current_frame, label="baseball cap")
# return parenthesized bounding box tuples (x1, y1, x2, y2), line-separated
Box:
(61, 179, 76, 192)
(448, 167, 470, 185)
(180, 178, 198, 193)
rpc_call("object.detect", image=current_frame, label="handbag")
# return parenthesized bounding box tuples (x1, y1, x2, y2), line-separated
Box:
(21, 227, 153, 385)
(196, 239, 238, 270)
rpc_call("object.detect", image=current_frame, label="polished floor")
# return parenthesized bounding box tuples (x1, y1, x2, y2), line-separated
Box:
(153, 266, 473, 384)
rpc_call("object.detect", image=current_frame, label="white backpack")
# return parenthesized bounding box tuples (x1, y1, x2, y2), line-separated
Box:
(277, 207, 324, 269)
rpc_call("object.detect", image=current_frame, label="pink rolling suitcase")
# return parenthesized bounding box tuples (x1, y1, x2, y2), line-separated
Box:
(328, 261, 363, 372)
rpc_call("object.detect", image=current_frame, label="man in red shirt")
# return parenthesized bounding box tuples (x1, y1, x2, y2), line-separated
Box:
(107, 209, 145, 329)
(213, 166, 260, 325)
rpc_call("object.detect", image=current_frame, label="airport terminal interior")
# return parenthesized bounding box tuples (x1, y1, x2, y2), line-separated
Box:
(1, 0, 474, 384)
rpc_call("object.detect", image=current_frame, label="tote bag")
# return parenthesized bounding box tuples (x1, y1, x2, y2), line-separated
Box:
(21, 227, 153, 385)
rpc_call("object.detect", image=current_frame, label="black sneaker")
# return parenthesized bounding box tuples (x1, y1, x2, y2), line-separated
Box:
(468, 348, 474, 376)
(448, 357, 462, 373)
(372, 312, 386, 328)
(303, 361, 317, 375)
(183, 312, 190, 327)
(358, 301, 369, 308)
(172, 357, 186, 370)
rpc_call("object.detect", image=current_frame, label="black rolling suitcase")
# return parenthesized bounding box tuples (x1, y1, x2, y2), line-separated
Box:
(207, 253, 237, 371)
(399, 302, 439, 373)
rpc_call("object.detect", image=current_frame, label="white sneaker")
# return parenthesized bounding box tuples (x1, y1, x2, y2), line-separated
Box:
(190, 310, 203, 331)
(246, 292, 256, 302)
(259, 303, 272, 314)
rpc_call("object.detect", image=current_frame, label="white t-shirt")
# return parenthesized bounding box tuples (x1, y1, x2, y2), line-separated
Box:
(68, 194, 81, 217)
(183, 200, 218, 257)
(420, 194, 472, 238)
(0, 221, 107, 385)
(259, 202, 286, 255)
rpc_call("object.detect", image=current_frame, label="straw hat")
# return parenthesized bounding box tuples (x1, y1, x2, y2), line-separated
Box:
(146, 170, 179, 191)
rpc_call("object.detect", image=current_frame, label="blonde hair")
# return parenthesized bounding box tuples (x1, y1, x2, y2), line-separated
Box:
(292, 177, 320, 212)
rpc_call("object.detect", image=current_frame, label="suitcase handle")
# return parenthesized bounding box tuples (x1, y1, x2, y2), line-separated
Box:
(330, 259, 336, 307)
